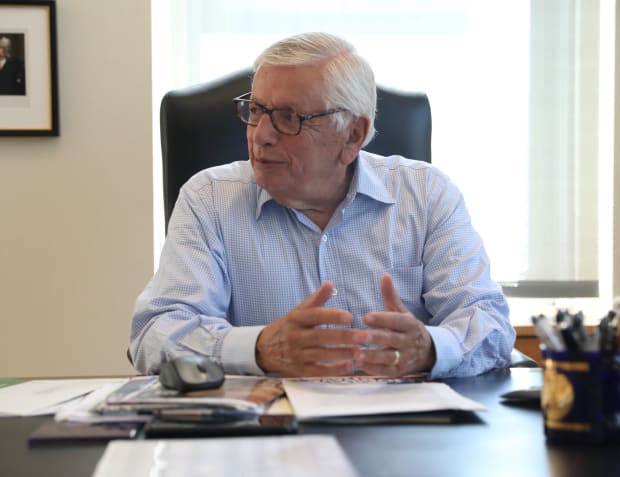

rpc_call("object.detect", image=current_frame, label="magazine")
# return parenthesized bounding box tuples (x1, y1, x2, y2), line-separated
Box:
(96, 375, 285, 415)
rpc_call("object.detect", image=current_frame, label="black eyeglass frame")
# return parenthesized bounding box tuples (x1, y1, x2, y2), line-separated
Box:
(232, 92, 348, 136)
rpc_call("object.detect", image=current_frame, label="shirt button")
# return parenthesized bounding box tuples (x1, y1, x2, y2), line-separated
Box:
(321, 235, 328, 242)
(331, 288, 338, 296)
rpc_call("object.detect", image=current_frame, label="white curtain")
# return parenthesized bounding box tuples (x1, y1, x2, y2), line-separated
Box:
(151, 0, 614, 308)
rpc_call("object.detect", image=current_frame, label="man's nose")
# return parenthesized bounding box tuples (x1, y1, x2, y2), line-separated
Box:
(252, 112, 279, 145)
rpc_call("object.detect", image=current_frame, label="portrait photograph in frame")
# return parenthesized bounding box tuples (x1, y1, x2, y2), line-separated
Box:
(0, 1, 58, 136)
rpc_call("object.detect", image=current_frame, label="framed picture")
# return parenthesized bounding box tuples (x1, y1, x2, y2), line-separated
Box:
(0, 1, 58, 136)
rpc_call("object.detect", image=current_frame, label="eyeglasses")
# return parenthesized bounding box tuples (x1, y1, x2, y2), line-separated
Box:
(233, 92, 348, 136)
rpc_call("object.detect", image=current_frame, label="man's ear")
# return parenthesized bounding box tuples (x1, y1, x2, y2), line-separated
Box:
(341, 115, 370, 165)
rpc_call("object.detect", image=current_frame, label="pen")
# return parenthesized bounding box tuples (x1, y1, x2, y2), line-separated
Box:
(599, 310, 619, 355)
(154, 407, 260, 422)
(558, 312, 580, 352)
(531, 314, 565, 351)
(561, 310, 591, 353)
(555, 309, 570, 325)
(610, 308, 620, 348)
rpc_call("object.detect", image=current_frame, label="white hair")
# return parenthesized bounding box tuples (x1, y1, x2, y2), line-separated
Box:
(253, 32, 377, 146)
(0, 37, 11, 55)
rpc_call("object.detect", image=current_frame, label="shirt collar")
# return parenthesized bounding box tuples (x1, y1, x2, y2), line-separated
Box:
(254, 150, 395, 219)
(256, 187, 273, 219)
(352, 151, 395, 205)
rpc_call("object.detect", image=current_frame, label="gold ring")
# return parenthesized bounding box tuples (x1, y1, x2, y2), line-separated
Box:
(391, 350, 400, 366)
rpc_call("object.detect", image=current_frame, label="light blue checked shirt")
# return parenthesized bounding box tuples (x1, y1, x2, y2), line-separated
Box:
(130, 151, 515, 378)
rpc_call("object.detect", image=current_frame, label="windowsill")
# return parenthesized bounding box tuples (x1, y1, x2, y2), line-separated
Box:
(507, 297, 610, 327)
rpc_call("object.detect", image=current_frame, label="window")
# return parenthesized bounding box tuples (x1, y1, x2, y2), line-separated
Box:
(151, 0, 616, 322)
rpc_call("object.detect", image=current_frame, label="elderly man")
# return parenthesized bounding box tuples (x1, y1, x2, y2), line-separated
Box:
(130, 32, 515, 378)
(0, 38, 25, 95)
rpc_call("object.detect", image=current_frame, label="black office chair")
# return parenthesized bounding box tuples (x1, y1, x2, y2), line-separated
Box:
(159, 68, 432, 231)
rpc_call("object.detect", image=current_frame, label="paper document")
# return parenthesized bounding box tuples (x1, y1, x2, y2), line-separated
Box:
(54, 381, 145, 423)
(283, 376, 487, 421)
(92, 435, 359, 477)
(0, 378, 127, 417)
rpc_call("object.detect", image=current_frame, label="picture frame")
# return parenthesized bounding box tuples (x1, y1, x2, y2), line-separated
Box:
(0, 1, 58, 136)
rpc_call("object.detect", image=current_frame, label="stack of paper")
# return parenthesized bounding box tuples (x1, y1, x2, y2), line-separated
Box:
(92, 435, 359, 477)
(96, 375, 285, 415)
(0, 378, 127, 417)
(282, 376, 487, 421)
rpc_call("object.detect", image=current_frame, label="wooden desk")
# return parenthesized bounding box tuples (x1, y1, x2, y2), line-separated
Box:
(515, 325, 543, 364)
(1, 368, 619, 477)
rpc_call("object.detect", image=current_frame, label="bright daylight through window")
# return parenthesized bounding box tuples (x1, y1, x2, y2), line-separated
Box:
(151, 0, 615, 323)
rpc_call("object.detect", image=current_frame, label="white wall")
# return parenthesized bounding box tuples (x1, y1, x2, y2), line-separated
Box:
(0, 0, 153, 377)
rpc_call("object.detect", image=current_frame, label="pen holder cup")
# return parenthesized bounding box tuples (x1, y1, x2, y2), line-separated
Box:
(541, 349, 620, 444)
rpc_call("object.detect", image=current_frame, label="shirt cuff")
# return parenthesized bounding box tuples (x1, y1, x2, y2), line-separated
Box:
(221, 326, 266, 375)
(425, 326, 462, 379)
